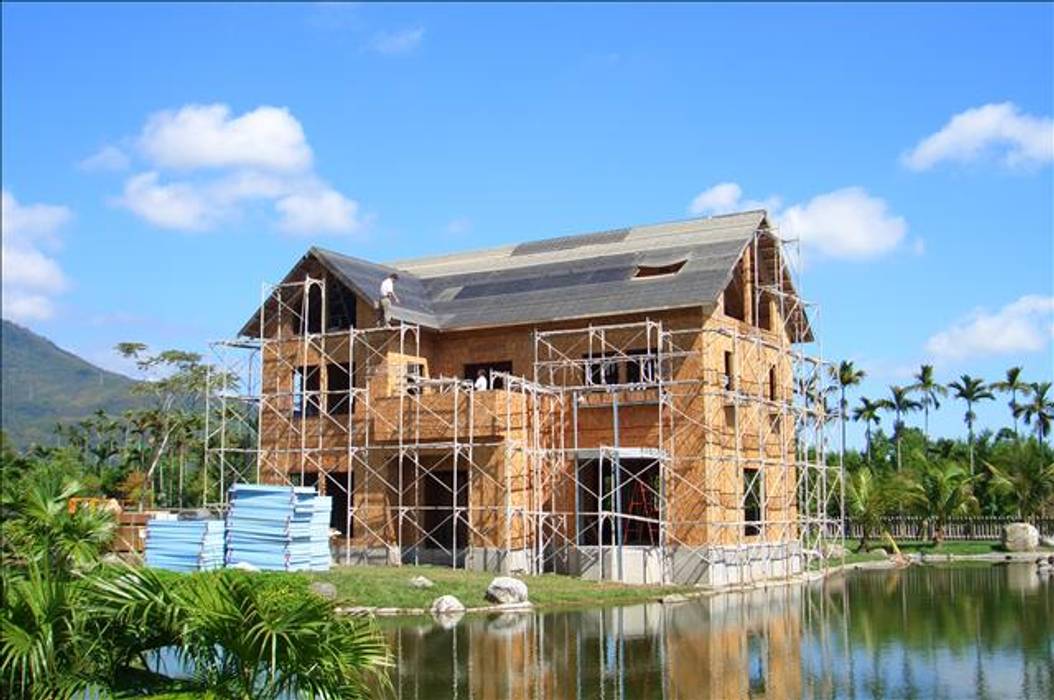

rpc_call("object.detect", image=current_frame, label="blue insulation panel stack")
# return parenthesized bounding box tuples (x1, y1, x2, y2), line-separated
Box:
(311, 496, 333, 571)
(225, 484, 332, 571)
(144, 519, 225, 573)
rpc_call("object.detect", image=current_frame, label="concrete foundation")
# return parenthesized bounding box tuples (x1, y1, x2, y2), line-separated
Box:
(561, 541, 802, 585)
(330, 541, 803, 588)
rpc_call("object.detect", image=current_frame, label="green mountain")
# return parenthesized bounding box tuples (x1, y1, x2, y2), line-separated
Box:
(1, 320, 140, 448)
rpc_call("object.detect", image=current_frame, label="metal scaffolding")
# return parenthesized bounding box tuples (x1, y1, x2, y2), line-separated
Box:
(204, 227, 840, 585)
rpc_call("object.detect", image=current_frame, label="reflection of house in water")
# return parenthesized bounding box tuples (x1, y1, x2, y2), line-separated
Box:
(385, 585, 804, 699)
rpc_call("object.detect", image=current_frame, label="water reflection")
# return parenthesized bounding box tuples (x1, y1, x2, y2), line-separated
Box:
(383, 563, 1053, 700)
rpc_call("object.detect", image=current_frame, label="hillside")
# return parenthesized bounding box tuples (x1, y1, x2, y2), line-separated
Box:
(1, 320, 141, 447)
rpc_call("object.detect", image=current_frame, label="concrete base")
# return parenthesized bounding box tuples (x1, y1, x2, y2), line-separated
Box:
(560, 542, 802, 586)
(332, 545, 401, 567)
(330, 541, 802, 588)
(331, 544, 532, 574)
(463, 547, 532, 574)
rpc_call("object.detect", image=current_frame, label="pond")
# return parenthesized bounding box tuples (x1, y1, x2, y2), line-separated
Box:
(382, 563, 1053, 699)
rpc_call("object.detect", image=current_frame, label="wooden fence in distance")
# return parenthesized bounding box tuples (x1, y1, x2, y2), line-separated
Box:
(846, 516, 1053, 542)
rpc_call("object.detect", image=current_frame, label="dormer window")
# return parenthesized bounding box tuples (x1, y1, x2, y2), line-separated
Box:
(634, 260, 686, 279)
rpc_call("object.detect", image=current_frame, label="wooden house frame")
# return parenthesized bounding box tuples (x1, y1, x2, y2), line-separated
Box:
(205, 211, 839, 585)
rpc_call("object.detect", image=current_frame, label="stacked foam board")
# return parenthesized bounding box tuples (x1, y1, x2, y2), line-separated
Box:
(144, 519, 225, 573)
(225, 484, 332, 572)
(311, 496, 333, 571)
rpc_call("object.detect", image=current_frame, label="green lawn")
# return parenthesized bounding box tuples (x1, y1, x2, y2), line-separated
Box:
(849, 540, 1015, 557)
(892, 540, 1007, 556)
(304, 564, 696, 610)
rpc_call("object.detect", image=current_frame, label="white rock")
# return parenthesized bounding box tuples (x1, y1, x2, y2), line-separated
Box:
(229, 561, 259, 572)
(1040, 535, 1054, 549)
(485, 576, 529, 605)
(430, 595, 466, 615)
(822, 543, 848, 559)
(309, 581, 338, 600)
(1002, 523, 1040, 553)
(409, 575, 435, 589)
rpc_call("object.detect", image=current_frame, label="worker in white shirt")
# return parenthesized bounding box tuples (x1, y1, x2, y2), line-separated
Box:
(378, 273, 400, 327)
(474, 368, 489, 391)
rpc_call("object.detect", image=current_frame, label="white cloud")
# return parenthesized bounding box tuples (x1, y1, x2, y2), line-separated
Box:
(369, 27, 424, 55)
(687, 183, 906, 260)
(781, 187, 907, 260)
(925, 295, 1054, 361)
(276, 189, 361, 235)
(903, 102, 1054, 171)
(688, 182, 741, 216)
(110, 103, 365, 236)
(688, 182, 781, 217)
(116, 172, 212, 231)
(1, 190, 72, 321)
(139, 104, 313, 172)
(79, 145, 130, 172)
(2, 245, 69, 292)
(2, 190, 71, 242)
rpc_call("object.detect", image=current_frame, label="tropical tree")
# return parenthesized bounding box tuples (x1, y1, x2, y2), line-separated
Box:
(885, 386, 922, 470)
(1, 457, 391, 699)
(845, 466, 899, 549)
(1014, 381, 1054, 443)
(985, 440, 1054, 520)
(852, 397, 885, 462)
(948, 375, 995, 474)
(115, 344, 234, 511)
(90, 566, 392, 699)
(910, 364, 946, 439)
(830, 361, 866, 469)
(906, 456, 979, 545)
(1, 476, 115, 575)
(991, 367, 1033, 438)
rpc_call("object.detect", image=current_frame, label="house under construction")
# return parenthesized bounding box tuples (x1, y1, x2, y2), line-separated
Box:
(205, 210, 839, 585)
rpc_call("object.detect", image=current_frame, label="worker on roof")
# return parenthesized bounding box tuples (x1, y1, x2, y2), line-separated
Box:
(377, 273, 400, 327)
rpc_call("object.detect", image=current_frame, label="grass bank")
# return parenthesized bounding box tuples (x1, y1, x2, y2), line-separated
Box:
(851, 540, 1009, 557)
(304, 565, 696, 610)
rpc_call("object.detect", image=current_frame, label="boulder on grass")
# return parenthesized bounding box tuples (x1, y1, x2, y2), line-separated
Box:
(1002, 523, 1040, 553)
(1040, 535, 1054, 549)
(408, 576, 435, 589)
(431, 595, 465, 615)
(485, 576, 529, 605)
(822, 543, 848, 560)
(309, 581, 338, 600)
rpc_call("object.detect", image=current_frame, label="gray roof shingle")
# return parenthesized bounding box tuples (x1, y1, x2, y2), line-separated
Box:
(247, 210, 782, 333)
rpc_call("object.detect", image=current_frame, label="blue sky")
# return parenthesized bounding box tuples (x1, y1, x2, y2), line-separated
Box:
(3, 3, 1052, 446)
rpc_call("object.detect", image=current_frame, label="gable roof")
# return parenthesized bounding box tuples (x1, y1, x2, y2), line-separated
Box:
(242, 210, 810, 337)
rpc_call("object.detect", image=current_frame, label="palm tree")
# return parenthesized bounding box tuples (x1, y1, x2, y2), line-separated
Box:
(910, 364, 946, 439)
(845, 466, 896, 550)
(830, 361, 866, 470)
(885, 385, 922, 470)
(853, 397, 885, 461)
(948, 375, 995, 474)
(906, 457, 979, 545)
(986, 440, 1054, 521)
(1014, 381, 1053, 443)
(991, 367, 1033, 438)
(91, 566, 392, 698)
(1, 476, 116, 575)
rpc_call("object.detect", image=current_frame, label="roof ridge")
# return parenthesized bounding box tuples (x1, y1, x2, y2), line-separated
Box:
(388, 209, 768, 269)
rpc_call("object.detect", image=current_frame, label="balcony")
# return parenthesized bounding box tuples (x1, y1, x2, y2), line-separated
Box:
(369, 389, 530, 444)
